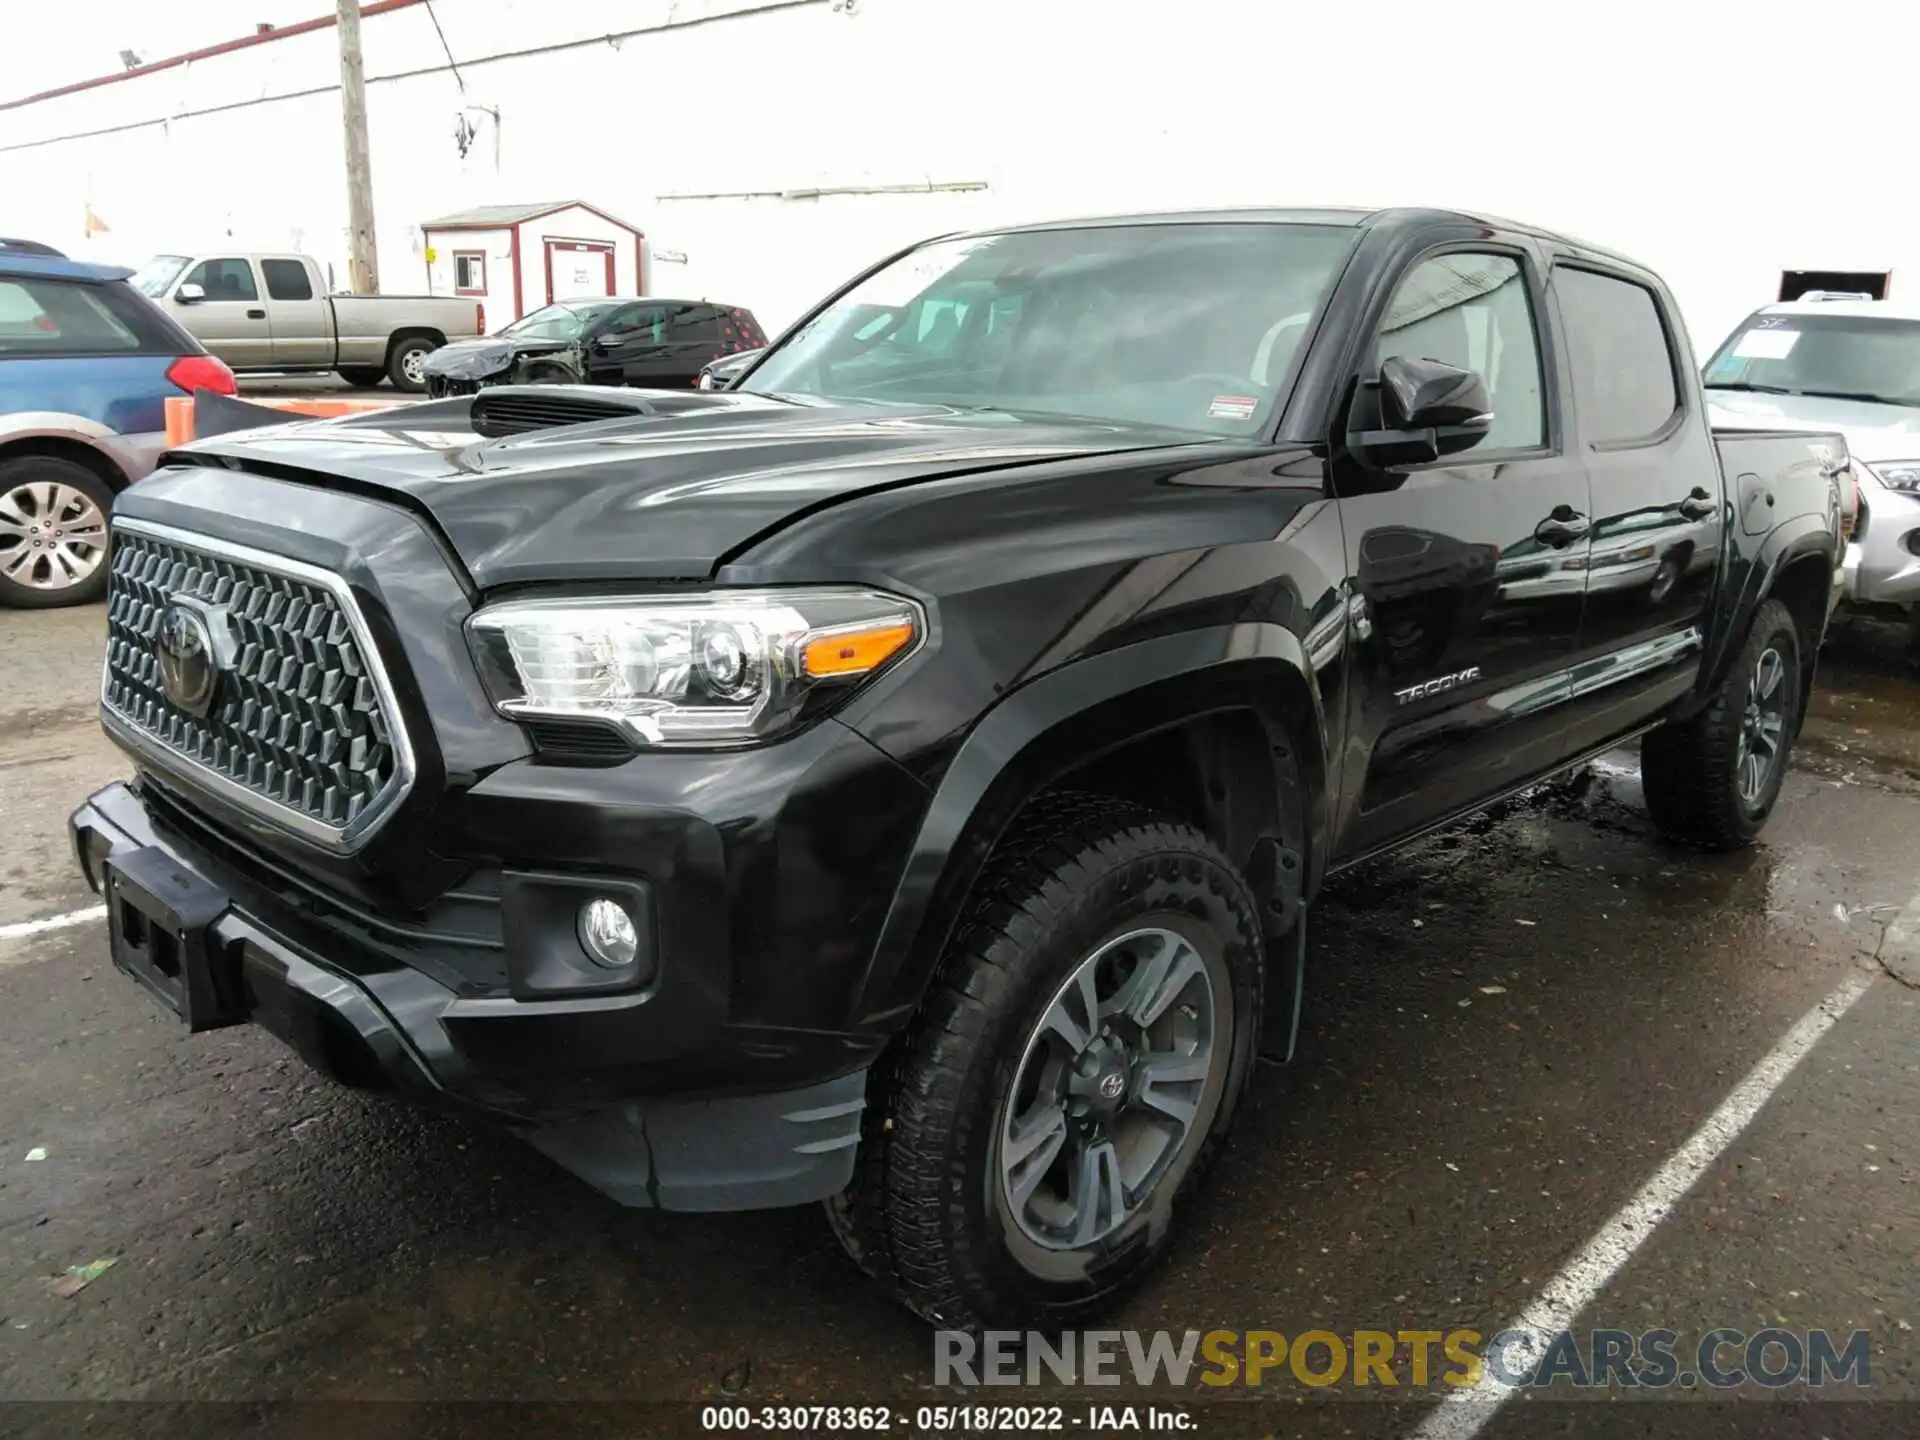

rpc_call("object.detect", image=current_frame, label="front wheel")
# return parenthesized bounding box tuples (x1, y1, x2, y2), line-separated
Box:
(826, 793, 1264, 1330)
(1642, 598, 1803, 850)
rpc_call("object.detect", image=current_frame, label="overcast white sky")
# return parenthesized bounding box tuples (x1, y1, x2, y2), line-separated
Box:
(0, 2, 326, 101)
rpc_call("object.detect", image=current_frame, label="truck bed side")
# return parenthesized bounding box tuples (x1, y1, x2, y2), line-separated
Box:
(330, 294, 485, 367)
(1697, 424, 1848, 700)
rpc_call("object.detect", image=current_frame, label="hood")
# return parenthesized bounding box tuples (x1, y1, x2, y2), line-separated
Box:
(1706, 388, 1920, 466)
(421, 335, 571, 381)
(165, 389, 1211, 589)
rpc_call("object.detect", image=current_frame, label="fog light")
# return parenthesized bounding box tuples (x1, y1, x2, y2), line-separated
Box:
(577, 897, 639, 969)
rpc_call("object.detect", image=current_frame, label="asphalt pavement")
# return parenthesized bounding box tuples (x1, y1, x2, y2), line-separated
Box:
(1, 598, 1917, 1440)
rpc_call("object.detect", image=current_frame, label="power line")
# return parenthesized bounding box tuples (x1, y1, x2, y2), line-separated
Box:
(422, 0, 465, 95)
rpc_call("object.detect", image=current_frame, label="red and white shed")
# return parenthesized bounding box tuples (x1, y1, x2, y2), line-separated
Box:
(421, 201, 647, 328)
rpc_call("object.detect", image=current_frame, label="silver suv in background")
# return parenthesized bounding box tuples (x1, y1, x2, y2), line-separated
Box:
(1705, 296, 1920, 654)
(129, 253, 484, 392)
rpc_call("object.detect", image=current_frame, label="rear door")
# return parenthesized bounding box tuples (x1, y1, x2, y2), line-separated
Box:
(172, 257, 270, 368)
(1332, 240, 1594, 858)
(1548, 261, 1722, 740)
(258, 257, 331, 367)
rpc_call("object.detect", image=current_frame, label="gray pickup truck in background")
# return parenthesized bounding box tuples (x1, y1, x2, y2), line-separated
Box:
(130, 253, 484, 392)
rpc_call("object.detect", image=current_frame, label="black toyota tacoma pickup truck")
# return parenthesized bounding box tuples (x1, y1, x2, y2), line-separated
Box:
(71, 207, 1845, 1330)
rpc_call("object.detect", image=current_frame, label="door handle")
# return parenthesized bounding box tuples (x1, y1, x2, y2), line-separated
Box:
(1534, 510, 1591, 547)
(1678, 487, 1716, 519)
(246, 308, 266, 320)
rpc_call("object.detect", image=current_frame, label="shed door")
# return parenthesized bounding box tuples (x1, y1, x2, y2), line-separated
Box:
(545, 240, 618, 304)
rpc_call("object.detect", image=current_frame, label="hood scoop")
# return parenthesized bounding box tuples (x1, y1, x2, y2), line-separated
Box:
(468, 385, 660, 439)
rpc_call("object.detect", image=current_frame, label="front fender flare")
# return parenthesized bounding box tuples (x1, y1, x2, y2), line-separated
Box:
(849, 622, 1333, 1031)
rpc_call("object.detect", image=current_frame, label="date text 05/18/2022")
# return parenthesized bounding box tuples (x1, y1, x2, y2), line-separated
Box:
(701, 1404, 1193, 1431)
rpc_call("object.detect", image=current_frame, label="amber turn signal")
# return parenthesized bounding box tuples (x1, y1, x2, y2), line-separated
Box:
(801, 622, 915, 678)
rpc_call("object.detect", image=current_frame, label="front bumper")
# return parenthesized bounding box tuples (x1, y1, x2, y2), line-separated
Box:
(70, 780, 871, 1211)
(1852, 485, 1920, 606)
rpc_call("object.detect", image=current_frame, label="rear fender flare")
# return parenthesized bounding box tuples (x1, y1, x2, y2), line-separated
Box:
(850, 623, 1331, 1032)
(1693, 516, 1837, 707)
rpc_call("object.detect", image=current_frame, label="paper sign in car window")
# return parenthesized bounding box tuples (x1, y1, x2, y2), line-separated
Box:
(1731, 329, 1800, 360)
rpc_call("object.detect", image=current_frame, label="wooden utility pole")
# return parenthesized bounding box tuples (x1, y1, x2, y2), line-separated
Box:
(336, 0, 380, 293)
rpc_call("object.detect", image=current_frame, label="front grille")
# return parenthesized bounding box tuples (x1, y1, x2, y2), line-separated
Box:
(102, 522, 411, 846)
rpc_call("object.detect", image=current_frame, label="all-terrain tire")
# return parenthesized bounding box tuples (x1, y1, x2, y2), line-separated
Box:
(1641, 598, 1803, 851)
(825, 792, 1265, 1331)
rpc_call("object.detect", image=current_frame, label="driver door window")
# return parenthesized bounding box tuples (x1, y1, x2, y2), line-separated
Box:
(184, 258, 259, 303)
(178, 257, 269, 367)
(1377, 252, 1545, 452)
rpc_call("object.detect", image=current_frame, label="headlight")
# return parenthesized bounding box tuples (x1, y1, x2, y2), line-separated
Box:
(467, 588, 922, 747)
(1867, 460, 1920, 494)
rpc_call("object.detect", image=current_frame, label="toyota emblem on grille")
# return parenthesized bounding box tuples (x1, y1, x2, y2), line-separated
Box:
(156, 597, 231, 718)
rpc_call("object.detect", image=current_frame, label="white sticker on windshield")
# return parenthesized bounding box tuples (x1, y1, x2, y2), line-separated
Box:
(850, 240, 986, 308)
(1207, 395, 1259, 421)
(1732, 329, 1800, 360)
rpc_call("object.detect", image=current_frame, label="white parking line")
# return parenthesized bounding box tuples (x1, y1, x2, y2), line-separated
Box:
(1408, 963, 1878, 1439)
(0, 904, 107, 944)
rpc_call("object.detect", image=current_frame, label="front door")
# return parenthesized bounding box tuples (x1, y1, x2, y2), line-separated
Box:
(545, 240, 616, 305)
(1332, 244, 1594, 860)
(1548, 262, 1723, 739)
(174, 257, 271, 369)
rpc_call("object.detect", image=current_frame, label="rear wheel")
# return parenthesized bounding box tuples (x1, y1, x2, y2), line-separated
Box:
(1642, 598, 1802, 850)
(337, 366, 385, 389)
(825, 792, 1264, 1330)
(0, 456, 115, 609)
(386, 336, 439, 392)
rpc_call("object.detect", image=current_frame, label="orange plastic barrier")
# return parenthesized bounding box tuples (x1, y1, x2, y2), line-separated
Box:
(164, 394, 413, 447)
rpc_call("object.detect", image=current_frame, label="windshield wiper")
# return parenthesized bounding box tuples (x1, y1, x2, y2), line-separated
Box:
(1703, 382, 1799, 395)
(1793, 389, 1917, 407)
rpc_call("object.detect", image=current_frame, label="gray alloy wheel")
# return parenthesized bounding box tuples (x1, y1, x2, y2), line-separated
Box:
(1641, 596, 1802, 851)
(0, 461, 114, 607)
(1735, 645, 1790, 809)
(996, 926, 1220, 1253)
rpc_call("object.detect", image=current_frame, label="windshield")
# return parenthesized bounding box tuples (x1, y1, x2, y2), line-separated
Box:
(130, 255, 191, 299)
(503, 302, 620, 341)
(746, 222, 1359, 435)
(1704, 312, 1920, 409)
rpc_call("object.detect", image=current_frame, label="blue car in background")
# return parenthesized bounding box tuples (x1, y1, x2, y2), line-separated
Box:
(0, 251, 236, 608)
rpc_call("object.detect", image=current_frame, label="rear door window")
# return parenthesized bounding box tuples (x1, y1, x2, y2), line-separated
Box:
(261, 259, 314, 301)
(0, 278, 143, 354)
(669, 304, 721, 344)
(1554, 266, 1681, 445)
